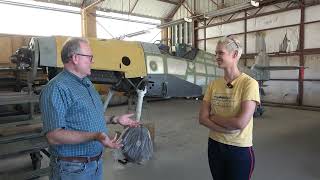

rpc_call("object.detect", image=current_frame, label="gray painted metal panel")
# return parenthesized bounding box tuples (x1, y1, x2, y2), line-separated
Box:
(37, 37, 57, 67)
(146, 74, 202, 98)
(141, 42, 161, 55)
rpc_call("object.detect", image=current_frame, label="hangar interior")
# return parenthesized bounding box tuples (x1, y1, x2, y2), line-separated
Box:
(0, 0, 319, 180)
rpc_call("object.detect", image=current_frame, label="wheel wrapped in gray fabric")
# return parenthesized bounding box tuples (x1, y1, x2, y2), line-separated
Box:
(121, 126, 153, 163)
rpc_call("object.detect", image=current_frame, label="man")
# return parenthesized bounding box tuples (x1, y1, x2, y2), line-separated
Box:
(199, 35, 260, 180)
(40, 37, 139, 180)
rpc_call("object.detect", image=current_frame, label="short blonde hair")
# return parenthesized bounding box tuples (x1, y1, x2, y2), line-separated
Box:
(217, 35, 242, 59)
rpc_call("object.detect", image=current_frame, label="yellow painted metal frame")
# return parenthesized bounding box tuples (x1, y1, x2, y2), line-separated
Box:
(55, 36, 147, 78)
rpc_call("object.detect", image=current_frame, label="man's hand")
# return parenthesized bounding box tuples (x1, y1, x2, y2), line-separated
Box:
(117, 113, 140, 127)
(96, 132, 123, 149)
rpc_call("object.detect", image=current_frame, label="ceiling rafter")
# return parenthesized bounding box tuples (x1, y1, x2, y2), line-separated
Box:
(253, 7, 263, 16)
(34, 0, 81, 8)
(184, 0, 196, 15)
(209, 0, 218, 6)
(166, 0, 186, 20)
(98, 7, 163, 19)
(129, 0, 139, 14)
(206, 11, 238, 26)
(33, 0, 164, 20)
(285, 1, 294, 8)
(206, 17, 214, 25)
(181, 2, 193, 16)
(157, 0, 179, 5)
(80, 0, 85, 8)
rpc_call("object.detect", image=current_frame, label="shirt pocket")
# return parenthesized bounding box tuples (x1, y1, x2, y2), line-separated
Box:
(66, 97, 95, 127)
(70, 96, 93, 113)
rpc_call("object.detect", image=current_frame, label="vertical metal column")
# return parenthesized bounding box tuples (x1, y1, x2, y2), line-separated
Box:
(244, 10, 248, 67)
(193, 20, 198, 48)
(298, 0, 305, 105)
(204, 19, 207, 51)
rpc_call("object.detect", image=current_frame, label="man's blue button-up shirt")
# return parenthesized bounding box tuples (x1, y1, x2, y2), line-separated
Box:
(40, 70, 108, 157)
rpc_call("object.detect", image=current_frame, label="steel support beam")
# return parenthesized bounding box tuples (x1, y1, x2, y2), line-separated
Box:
(129, 0, 139, 14)
(157, 0, 179, 5)
(98, 7, 163, 20)
(240, 48, 320, 59)
(0, 0, 79, 14)
(181, 2, 194, 16)
(209, 0, 218, 6)
(166, 0, 186, 19)
(192, 20, 198, 48)
(198, 19, 320, 41)
(298, 0, 305, 105)
(244, 10, 247, 66)
(192, 0, 197, 48)
(204, 19, 206, 51)
(196, 5, 299, 30)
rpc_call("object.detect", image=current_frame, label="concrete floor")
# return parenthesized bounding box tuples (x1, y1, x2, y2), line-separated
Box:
(0, 99, 319, 180)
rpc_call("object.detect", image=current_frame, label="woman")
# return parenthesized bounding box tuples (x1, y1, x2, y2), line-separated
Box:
(199, 35, 260, 180)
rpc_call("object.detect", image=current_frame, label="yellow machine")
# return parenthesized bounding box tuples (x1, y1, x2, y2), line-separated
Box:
(53, 36, 147, 78)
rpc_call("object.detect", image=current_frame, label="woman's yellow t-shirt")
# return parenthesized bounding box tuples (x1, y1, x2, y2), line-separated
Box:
(203, 73, 260, 147)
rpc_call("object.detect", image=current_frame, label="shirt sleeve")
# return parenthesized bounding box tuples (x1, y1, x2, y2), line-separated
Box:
(40, 84, 68, 134)
(242, 79, 260, 104)
(203, 81, 213, 103)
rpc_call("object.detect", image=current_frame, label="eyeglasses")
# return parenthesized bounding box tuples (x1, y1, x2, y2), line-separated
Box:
(75, 53, 94, 62)
(226, 35, 239, 49)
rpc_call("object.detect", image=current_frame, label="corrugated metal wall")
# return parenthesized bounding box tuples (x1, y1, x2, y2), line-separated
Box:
(201, 3, 320, 107)
(170, 0, 320, 107)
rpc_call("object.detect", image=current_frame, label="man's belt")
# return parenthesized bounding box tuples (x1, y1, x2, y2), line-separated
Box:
(57, 153, 102, 163)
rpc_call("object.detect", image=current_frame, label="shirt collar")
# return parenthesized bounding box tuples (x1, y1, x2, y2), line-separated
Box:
(63, 69, 92, 87)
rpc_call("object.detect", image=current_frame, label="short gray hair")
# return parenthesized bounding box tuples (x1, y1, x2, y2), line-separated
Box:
(61, 37, 89, 64)
(217, 35, 242, 59)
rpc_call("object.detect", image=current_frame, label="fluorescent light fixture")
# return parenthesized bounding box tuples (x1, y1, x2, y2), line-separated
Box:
(115, 29, 151, 39)
(204, 0, 260, 18)
(125, 30, 150, 37)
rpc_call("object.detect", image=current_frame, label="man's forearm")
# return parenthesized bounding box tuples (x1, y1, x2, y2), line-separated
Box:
(46, 129, 99, 145)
